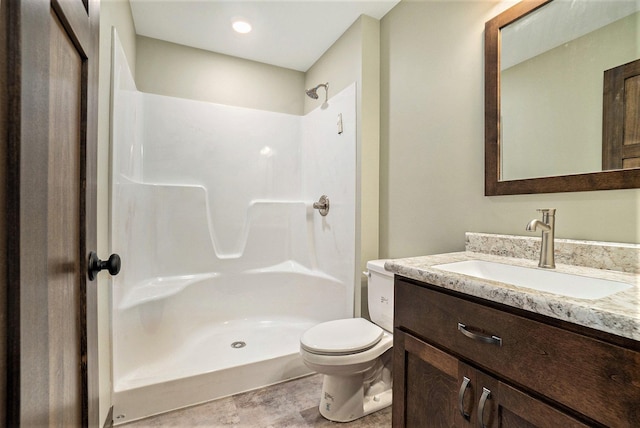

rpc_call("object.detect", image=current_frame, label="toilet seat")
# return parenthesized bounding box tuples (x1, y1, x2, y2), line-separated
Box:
(300, 331, 392, 372)
(300, 318, 383, 355)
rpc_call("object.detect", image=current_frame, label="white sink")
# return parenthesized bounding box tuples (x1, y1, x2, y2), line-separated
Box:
(432, 260, 632, 300)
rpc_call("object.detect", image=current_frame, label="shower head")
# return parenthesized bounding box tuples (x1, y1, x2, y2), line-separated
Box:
(305, 89, 319, 99)
(305, 83, 328, 100)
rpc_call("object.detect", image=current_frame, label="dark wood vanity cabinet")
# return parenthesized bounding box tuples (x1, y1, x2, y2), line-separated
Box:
(392, 277, 640, 428)
(395, 331, 588, 427)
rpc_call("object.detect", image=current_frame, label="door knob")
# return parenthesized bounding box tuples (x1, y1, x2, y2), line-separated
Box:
(88, 251, 121, 280)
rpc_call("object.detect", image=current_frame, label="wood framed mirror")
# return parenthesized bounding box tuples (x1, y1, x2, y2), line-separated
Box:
(485, 0, 640, 196)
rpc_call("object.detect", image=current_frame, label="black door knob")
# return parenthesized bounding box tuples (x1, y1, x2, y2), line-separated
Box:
(88, 251, 121, 281)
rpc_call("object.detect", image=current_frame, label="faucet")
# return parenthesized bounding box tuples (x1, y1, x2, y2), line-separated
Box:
(526, 209, 556, 269)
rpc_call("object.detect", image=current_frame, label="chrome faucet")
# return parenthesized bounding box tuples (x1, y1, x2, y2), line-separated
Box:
(526, 209, 556, 269)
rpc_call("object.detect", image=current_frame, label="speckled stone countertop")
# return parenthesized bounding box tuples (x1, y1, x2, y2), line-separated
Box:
(385, 233, 640, 341)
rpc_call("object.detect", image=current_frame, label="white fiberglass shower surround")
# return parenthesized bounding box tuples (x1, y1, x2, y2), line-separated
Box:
(110, 33, 357, 423)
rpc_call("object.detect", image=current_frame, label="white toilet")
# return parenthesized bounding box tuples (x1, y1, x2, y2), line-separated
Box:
(299, 259, 394, 422)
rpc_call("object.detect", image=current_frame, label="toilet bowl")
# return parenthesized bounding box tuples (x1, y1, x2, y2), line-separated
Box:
(299, 260, 394, 422)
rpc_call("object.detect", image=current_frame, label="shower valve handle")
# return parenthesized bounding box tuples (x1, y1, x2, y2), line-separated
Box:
(313, 195, 330, 216)
(88, 251, 121, 281)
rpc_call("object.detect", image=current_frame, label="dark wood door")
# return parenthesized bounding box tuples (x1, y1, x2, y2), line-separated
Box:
(603, 58, 640, 170)
(393, 330, 472, 427)
(4, 0, 100, 426)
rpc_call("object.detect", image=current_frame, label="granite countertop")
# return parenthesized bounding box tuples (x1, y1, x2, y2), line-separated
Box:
(385, 233, 640, 342)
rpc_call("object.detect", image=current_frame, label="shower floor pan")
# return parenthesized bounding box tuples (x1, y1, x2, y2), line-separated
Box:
(112, 318, 315, 425)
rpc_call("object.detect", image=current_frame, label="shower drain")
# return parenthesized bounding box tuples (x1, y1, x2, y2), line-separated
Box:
(231, 341, 246, 349)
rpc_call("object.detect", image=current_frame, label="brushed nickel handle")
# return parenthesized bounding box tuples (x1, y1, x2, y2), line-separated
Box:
(312, 195, 330, 216)
(458, 376, 471, 420)
(458, 323, 502, 346)
(478, 387, 492, 428)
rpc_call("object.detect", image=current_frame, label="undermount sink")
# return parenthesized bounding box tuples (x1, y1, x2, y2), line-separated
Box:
(432, 260, 632, 300)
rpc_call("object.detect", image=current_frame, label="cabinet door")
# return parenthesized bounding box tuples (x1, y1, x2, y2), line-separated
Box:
(475, 372, 589, 428)
(393, 330, 472, 427)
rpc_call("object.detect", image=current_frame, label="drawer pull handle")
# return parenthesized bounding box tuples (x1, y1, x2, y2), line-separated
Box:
(458, 323, 502, 346)
(458, 376, 471, 420)
(478, 387, 492, 428)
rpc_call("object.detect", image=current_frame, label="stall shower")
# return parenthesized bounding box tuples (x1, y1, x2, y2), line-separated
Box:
(109, 32, 358, 423)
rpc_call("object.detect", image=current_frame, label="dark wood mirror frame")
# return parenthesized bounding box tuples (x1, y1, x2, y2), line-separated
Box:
(485, 0, 640, 196)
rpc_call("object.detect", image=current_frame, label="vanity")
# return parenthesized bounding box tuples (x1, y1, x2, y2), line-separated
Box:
(387, 233, 640, 427)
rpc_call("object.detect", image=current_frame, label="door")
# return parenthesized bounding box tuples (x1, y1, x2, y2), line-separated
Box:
(5, 0, 100, 426)
(393, 330, 471, 427)
(603, 58, 640, 170)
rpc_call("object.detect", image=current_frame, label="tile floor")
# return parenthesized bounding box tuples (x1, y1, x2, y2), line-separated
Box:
(122, 374, 392, 427)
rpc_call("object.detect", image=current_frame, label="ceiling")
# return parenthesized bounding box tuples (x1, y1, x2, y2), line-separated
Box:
(129, 0, 400, 72)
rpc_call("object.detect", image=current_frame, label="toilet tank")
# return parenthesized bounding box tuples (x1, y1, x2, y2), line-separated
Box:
(366, 259, 394, 332)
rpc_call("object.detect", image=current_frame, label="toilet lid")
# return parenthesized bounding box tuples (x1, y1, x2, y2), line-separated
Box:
(300, 318, 384, 355)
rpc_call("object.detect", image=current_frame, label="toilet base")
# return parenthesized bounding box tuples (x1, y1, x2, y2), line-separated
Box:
(318, 366, 392, 422)
(302, 327, 394, 423)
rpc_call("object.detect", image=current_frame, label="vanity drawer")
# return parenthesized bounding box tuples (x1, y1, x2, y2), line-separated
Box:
(394, 277, 640, 427)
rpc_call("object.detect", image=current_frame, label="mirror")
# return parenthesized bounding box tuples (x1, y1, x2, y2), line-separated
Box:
(485, 0, 640, 195)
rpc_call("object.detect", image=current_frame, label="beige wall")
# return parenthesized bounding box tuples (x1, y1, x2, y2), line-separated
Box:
(135, 36, 305, 115)
(379, 0, 640, 260)
(305, 15, 381, 317)
(97, 0, 137, 424)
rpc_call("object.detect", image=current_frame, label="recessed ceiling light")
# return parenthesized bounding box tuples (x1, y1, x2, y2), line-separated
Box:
(232, 21, 252, 34)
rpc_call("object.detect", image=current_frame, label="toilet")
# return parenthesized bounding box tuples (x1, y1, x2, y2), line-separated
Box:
(299, 260, 394, 422)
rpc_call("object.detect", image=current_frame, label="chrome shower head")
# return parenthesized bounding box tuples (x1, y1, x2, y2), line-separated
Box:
(305, 88, 319, 99)
(305, 83, 328, 100)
